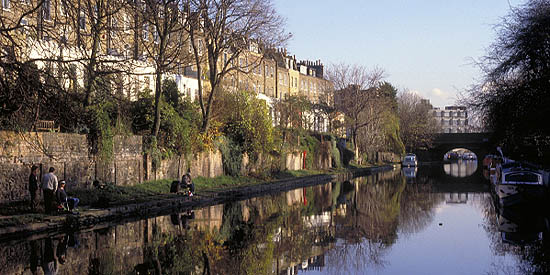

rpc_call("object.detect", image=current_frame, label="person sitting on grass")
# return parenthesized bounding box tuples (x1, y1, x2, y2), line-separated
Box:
(56, 180, 80, 212)
(183, 173, 195, 196)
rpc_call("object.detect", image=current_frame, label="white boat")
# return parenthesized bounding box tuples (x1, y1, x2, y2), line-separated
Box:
(402, 154, 417, 167)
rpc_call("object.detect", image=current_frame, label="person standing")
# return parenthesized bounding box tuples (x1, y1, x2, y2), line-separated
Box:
(42, 167, 58, 214)
(29, 165, 40, 212)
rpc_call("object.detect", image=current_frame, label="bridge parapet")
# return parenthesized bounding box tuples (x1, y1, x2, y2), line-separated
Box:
(433, 133, 491, 145)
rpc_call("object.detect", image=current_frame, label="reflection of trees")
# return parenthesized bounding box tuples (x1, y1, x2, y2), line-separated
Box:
(398, 183, 444, 235)
(137, 188, 334, 274)
(326, 171, 405, 273)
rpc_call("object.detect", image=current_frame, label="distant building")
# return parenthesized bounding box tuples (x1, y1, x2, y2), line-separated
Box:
(431, 105, 473, 133)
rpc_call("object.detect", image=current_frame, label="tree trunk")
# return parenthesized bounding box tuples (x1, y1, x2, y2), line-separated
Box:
(352, 130, 359, 165)
(152, 70, 163, 138)
(84, 1, 102, 108)
(189, 26, 206, 132)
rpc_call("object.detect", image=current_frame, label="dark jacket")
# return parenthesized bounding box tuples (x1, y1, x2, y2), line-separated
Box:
(29, 174, 39, 192)
(56, 188, 68, 204)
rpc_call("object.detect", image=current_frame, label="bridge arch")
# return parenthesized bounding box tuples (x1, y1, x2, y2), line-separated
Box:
(414, 133, 493, 163)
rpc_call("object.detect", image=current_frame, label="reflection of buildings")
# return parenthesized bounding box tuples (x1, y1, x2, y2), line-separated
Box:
(283, 255, 326, 275)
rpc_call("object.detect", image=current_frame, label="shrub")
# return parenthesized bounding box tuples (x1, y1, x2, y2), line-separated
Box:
(216, 136, 243, 176)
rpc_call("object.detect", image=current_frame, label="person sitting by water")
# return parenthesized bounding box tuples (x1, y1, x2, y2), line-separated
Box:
(170, 179, 184, 194)
(56, 180, 79, 212)
(183, 173, 195, 196)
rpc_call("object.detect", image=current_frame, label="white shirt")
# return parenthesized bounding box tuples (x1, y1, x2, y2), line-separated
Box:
(41, 172, 58, 191)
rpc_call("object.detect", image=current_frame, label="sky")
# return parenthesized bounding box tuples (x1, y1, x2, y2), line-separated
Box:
(273, 0, 525, 108)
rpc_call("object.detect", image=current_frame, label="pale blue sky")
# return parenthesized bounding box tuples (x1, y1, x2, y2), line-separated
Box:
(273, 0, 524, 107)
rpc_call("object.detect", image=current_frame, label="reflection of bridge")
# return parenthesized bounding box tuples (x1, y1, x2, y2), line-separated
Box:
(419, 133, 493, 162)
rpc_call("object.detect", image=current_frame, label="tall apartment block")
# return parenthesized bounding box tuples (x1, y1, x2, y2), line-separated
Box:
(431, 106, 472, 133)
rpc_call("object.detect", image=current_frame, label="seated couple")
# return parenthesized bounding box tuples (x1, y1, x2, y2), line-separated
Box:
(170, 173, 195, 196)
(56, 180, 80, 213)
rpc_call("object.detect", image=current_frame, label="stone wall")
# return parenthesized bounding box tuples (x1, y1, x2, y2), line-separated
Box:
(0, 131, 95, 203)
(285, 151, 304, 171)
(364, 151, 401, 164)
(0, 131, 143, 204)
(149, 150, 224, 181)
(96, 135, 144, 186)
(0, 131, 336, 204)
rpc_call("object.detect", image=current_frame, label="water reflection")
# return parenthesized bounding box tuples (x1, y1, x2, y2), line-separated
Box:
(1, 166, 549, 274)
(444, 160, 478, 177)
(401, 167, 417, 183)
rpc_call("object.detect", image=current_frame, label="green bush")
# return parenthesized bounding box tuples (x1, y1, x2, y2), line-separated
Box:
(216, 136, 243, 176)
(330, 138, 342, 168)
(132, 80, 201, 159)
(219, 90, 275, 157)
(301, 134, 320, 169)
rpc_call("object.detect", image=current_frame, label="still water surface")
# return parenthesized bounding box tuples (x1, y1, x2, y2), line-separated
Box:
(1, 163, 549, 275)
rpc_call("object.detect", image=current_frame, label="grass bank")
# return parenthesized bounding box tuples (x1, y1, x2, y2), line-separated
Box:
(67, 169, 329, 208)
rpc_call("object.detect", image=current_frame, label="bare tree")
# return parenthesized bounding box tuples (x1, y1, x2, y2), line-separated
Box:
(51, 0, 135, 107)
(184, 0, 290, 133)
(328, 63, 385, 163)
(397, 91, 439, 152)
(0, 0, 47, 128)
(137, 0, 190, 138)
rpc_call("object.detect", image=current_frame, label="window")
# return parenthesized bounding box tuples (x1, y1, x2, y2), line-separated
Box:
(153, 26, 159, 43)
(198, 39, 203, 55)
(143, 23, 149, 41)
(144, 76, 150, 89)
(43, 0, 51, 20)
(93, 5, 99, 24)
(59, 0, 67, 16)
(124, 15, 131, 32)
(111, 17, 118, 38)
(79, 12, 86, 30)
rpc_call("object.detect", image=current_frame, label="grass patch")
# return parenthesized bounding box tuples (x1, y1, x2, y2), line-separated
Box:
(68, 180, 175, 208)
(194, 175, 260, 192)
(270, 169, 324, 180)
(63, 169, 344, 208)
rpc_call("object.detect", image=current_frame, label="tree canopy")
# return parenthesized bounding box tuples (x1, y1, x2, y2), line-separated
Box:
(469, 0, 550, 164)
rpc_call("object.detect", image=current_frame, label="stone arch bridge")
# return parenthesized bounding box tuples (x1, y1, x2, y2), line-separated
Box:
(416, 132, 493, 162)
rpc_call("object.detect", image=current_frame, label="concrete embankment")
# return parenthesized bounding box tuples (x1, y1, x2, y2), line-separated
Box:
(0, 165, 395, 242)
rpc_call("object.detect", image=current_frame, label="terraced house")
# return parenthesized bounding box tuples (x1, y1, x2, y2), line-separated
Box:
(1, 0, 334, 133)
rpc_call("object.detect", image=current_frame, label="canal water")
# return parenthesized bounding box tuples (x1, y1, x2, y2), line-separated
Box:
(1, 162, 549, 274)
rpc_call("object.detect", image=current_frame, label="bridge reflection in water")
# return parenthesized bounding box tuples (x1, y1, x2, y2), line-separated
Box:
(443, 160, 478, 177)
(1, 166, 549, 274)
